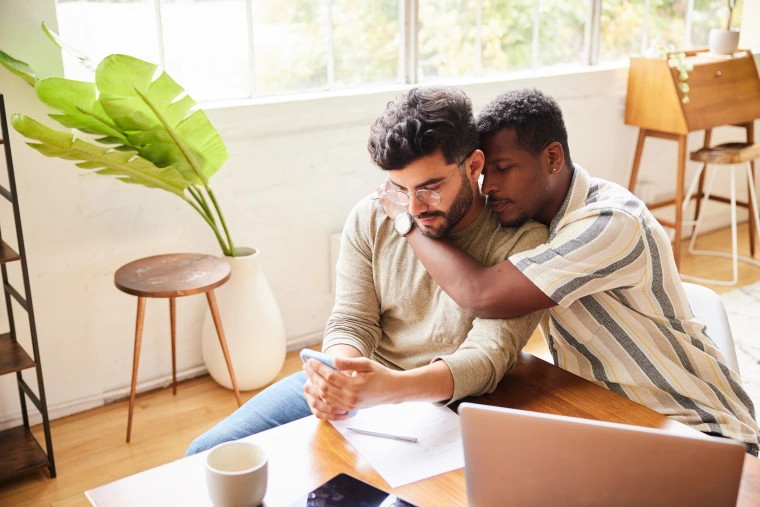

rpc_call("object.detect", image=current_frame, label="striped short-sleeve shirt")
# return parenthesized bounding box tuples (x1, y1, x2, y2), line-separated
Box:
(509, 164, 760, 449)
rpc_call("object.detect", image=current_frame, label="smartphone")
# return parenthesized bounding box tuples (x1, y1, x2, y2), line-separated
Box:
(300, 349, 338, 369)
(300, 349, 358, 416)
(287, 473, 418, 507)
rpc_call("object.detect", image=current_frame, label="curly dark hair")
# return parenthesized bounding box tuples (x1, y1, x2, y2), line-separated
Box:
(368, 86, 478, 171)
(477, 88, 573, 169)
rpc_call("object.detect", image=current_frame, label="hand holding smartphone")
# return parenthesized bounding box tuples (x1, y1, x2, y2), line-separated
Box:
(300, 349, 359, 416)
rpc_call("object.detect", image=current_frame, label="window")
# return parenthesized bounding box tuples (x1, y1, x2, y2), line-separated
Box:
(417, 0, 586, 79)
(56, 0, 401, 99)
(54, 0, 744, 102)
(691, 0, 744, 48)
(56, 0, 161, 84)
(161, 0, 250, 101)
(252, 0, 330, 95)
(600, 0, 745, 62)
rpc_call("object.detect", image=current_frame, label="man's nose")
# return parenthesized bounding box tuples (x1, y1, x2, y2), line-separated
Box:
(407, 194, 428, 217)
(482, 173, 498, 195)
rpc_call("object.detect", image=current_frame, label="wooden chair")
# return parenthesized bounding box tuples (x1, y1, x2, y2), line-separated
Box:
(115, 254, 242, 442)
(680, 143, 760, 285)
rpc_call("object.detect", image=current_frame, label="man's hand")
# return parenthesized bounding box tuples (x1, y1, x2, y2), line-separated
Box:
(302, 379, 352, 421)
(375, 184, 408, 221)
(303, 356, 402, 413)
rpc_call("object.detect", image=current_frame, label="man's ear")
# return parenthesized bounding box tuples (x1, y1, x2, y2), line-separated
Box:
(467, 150, 485, 181)
(545, 142, 565, 171)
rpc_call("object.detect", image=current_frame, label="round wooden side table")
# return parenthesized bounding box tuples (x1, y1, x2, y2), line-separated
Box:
(115, 253, 242, 443)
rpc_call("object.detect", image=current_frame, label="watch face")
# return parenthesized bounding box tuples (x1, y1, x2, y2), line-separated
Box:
(395, 213, 412, 235)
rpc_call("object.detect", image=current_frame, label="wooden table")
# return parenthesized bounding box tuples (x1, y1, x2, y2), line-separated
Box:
(85, 353, 760, 506)
(115, 254, 242, 443)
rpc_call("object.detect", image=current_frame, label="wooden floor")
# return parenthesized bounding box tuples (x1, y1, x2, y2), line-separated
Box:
(1, 223, 758, 507)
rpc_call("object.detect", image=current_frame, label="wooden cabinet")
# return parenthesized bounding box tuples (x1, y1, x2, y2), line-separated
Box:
(625, 49, 760, 268)
(626, 51, 760, 135)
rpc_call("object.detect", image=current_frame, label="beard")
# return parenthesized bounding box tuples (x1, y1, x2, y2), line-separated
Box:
(490, 197, 531, 228)
(413, 171, 473, 239)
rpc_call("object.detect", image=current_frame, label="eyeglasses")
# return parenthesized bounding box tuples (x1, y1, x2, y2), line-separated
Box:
(384, 154, 471, 207)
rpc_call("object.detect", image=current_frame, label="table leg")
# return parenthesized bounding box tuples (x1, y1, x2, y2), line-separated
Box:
(127, 297, 146, 443)
(170, 297, 177, 396)
(628, 128, 647, 193)
(675, 135, 687, 271)
(694, 129, 712, 223)
(206, 290, 242, 407)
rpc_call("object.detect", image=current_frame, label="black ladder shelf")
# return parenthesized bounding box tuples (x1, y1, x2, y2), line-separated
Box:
(0, 93, 56, 480)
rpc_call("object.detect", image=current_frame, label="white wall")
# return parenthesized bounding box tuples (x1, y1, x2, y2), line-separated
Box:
(0, 0, 758, 429)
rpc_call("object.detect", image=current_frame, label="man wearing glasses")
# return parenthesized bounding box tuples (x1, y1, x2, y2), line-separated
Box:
(186, 86, 547, 455)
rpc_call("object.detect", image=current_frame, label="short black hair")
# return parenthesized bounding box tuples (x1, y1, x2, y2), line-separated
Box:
(368, 86, 478, 171)
(477, 88, 573, 168)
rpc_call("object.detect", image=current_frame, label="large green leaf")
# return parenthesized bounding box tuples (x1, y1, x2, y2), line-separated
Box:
(35, 78, 127, 143)
(11, 114, 189, 197)
(0, 49, 37, 86)
(96, 54, 228, 186)
(42, 21, 97, 73)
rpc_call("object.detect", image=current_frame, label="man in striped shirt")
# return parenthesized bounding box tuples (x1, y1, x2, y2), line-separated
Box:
(377, 88, 760, 455)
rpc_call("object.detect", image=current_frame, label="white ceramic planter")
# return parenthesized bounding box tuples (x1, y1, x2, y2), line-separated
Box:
(709, 28, 740, 56)
(202, 247, 286, 391)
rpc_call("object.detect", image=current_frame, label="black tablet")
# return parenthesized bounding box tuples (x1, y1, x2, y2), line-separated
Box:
(287, 473, 418, 507)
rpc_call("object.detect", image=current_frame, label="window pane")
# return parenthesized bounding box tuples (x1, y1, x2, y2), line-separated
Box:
(418, 0, 478, 80)
(691, 0, 743, 48)
(538, 0, 587, 66)
(56, 0, 160, 81)
(253, 0, 328, 95)
(481, 0, 533, 74)
(647, 0, 688, 51)
(332, 0, 400, 88)
(160, 0, 250, 102)
(600, 0, 646, 61)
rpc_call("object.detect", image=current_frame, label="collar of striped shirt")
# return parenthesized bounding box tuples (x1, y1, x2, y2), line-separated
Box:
(548, 163, 590, 241)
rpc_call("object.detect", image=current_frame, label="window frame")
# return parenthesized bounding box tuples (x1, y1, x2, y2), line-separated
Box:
(59, 0, 734, 102)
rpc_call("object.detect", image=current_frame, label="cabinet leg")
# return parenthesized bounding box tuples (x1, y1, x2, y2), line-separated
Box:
(693, 129, 712, 223)
(747, 123, 756, 257)
(674, 135, 687, 271)
(628, 128, 647, 193)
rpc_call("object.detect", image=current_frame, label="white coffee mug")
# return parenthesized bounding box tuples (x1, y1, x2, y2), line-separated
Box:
(205, 441, 268, 507)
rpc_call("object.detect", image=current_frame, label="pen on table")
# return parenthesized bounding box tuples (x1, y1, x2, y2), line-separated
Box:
(346, 427, 418, 443)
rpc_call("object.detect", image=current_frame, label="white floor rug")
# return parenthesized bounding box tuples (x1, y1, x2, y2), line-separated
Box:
(720, 282, 760, 413)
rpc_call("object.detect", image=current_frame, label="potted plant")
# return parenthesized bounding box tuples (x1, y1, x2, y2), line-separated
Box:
(0, 24, 286, 391)
(644, 40, 694, 104)
(709, 0, 740, 56)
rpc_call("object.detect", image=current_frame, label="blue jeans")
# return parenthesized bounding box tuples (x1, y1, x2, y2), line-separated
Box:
(186, 371, 311, 456)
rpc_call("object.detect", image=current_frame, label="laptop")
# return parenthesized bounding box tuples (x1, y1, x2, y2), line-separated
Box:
(458, 403, 747, 507)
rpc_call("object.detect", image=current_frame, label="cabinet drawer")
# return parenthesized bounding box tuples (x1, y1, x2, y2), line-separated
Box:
(678, 55, 760, 131)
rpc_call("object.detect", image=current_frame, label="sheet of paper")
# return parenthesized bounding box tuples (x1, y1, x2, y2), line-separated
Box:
(330, 402, 464, 488)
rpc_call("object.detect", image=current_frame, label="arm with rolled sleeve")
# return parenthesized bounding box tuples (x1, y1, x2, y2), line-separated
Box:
(509, 210, 646, 308)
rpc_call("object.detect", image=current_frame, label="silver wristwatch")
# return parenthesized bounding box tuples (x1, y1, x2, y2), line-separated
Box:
(394, 212, 414, 236)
